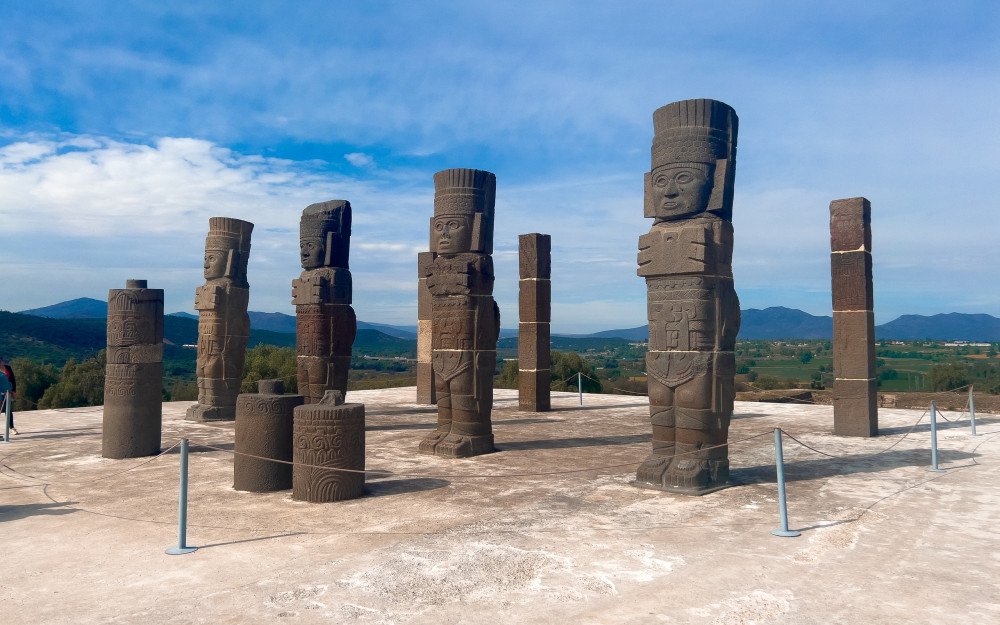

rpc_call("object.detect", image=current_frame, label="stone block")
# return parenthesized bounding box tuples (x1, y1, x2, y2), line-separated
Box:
(832, 311, 876, 379)
(830, 197, 871, 252)
(518, 322, 550, 370)
(518, 368, 551, 412)
(234, 380, 305, 492)
(831, 251, 873, 311)
(518, 233, 551, 279)
(417, 319, 433, 362)
(416, 362, 436, 404)
(832, 378, 878, 437)
(293, 391, 365, 502)
(519, 279, 551, 322)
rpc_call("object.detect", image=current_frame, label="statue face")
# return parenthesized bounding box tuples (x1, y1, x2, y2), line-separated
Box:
(300, 237, 325, 269)
(204, 250, 227, 280)
(433, 215, 473, 254)
(651, 166, 713, 220)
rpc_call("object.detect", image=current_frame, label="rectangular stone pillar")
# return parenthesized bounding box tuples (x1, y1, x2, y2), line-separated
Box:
(830, 197, 877, 436)
(416, 251, 436, 404)
(518, 233, 551, 412)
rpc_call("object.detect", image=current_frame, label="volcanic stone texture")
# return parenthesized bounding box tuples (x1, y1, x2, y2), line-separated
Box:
(188, 217, 253, 422)
(234, 379, 305, 492)
(831, 197, 878, 437)
(419, 168, 500, 458)
(416, 251, 436, 404)
(292, 390, 365, 502)
(518, 233, 551, 412)
(634, 99, 740, 495)
(103, 279, 163, 459)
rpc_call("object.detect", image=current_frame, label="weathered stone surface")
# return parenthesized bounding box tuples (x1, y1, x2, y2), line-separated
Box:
(292, 201, 357, 404)
(187, 217, 253, 422)
(831, 252, 874, 311)
(518, 369, 551, 412)
(419, 168, 500, 457)
(518, 233, 551, 280)
(831, 197, 877, 436)
(234, 379, 305, 492)
(518, 279, 551, 322)
(416, 251, 436, 404)
(517, 322, 550, 371)
(832, 378, 878, 437)
(830, 197, 872, 253)
(292, 390, 365, 502)
(634, 99, 740, 494)
(103, 280, 163, 459)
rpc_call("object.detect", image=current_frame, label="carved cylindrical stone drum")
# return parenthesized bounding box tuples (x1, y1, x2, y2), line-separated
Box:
(292, 390, 365, 502)
(103, 279, 164, 459)
(234, 379, 305, 492)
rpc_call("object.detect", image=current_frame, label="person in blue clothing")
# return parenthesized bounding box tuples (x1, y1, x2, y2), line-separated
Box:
(0, 357, 16, 435)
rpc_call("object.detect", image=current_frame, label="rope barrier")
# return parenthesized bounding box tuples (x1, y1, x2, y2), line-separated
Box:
(0, 439, 180, 485)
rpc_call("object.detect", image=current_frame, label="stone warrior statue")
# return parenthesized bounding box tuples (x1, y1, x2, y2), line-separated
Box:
(635, 99, 740, 493)
(292, 200, 357, 403)
(187, 217, 253, 422)
(419, 168, 500, 458)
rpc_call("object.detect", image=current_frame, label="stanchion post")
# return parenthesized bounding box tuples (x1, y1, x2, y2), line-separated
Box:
(969, 385, 978, 437)
(578, 372, 583, 406)
(771, 428, 800, 538)
(928, 402, 944, 473)
(166, 438, 197, 555)
(2, 390, 11, 443)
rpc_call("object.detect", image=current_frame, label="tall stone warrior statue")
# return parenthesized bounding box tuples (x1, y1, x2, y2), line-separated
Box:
(419, 168, 500, 458)
(635, 99, 740, 493)
(292, 200, 357, 403)
(187, 217, 254, 422)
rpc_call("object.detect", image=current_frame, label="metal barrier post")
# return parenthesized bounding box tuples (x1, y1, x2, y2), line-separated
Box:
(166, 439, 197, 555)
(771, 428, 800, 537)
(970, 386, 978, 437)
(2, 391, 11, 443)
(578, 372, 583, 406)
(928, 402, 944, 473)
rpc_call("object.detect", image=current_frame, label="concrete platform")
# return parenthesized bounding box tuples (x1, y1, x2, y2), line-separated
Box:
(2, 388, 998, 624)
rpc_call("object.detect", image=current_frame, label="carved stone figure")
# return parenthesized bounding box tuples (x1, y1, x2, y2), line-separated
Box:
(635, 99, 740, 493)
(234, 379, 304, 492)
(416, 251, 436, 404)
(103, 279, 164, 459)
(419, 168, 500, 458)
(187, 217, 253, 422)
(830, 197, 877, 436)
(292, 390, 365, 502)
(518, 233, 551, 412)
(292, 201, 357, 404)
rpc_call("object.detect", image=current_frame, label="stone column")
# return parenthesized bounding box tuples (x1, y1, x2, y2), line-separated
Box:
(292, 390, 365, 502)
(103, 279, 164, 459)
(634, 99, 740, 494)
(187, 217, 253, 422)
(234, 379, 305, 492)
(830, 197, 878, 436)
(416, 251, 436, 404)
(292, 201, 357, 404)
(518, 233, 551, 412)
(418, 168, 500, 458)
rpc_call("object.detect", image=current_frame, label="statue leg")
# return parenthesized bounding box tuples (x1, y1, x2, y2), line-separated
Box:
(635, 377, 674, 486)
(434, 352, 494, 457)
(419, 368, 453, 454)
(663, 372, 730, 492)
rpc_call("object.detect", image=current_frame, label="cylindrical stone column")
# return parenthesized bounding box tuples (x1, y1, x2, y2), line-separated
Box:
(234, 379, 305, 492)
(830, 197, 878, 437)
(103, 279, 164, 459)
(416, 251, 436, 404)
(292, 390, 365, 502)
(518, 233, 551, 412)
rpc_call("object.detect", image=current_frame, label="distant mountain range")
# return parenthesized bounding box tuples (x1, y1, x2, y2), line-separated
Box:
(14, 299, 1000, 342)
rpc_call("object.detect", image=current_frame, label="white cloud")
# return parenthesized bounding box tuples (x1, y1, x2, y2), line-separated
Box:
(345, 152, 375, 168)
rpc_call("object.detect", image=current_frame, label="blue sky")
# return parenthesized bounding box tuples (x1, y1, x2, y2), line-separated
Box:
(1, 1, 998, 332)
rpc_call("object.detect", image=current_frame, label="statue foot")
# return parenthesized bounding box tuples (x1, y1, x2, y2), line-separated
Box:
(663, 457, 729, 492)
(418, 431, 449, 454)
(430, 434, 495, 458)
(635, 453, 671, 485)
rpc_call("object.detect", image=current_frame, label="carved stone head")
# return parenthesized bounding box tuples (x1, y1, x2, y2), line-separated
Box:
(300, 200, 352, 269)
(430, 168, 496, 255)
(645, 99, 738, 222)
(204, 217, 254, 286)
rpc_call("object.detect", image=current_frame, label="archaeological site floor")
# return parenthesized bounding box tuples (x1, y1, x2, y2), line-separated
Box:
(2, 388, 998, 624)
